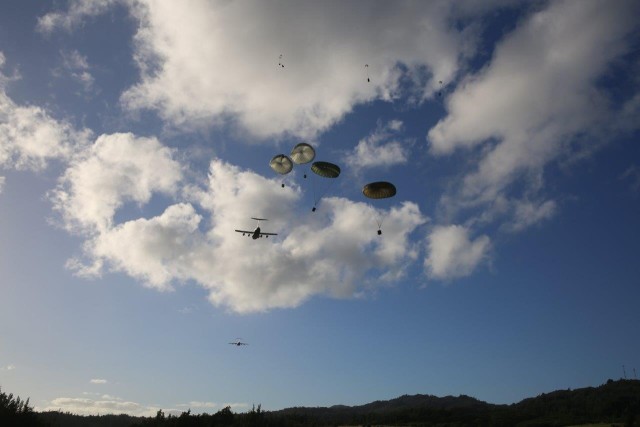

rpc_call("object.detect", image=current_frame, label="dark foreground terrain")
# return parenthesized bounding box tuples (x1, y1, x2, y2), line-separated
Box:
(2, 379, 639, 426)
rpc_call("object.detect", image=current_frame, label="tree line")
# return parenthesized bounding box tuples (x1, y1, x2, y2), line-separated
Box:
(2, 379, 639, 426)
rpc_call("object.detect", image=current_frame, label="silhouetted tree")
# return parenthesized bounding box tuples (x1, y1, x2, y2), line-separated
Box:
(0, 386, 42, 426)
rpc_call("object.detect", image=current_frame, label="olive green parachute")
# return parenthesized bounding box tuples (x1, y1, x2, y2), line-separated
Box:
(269, 154, 293, 175)
(309, 161, 340, 211)
(363, 181, 396, 199)
(311, 161, 341, 178)
(290, 143, 316, 165)
(363, 181, 396, 235)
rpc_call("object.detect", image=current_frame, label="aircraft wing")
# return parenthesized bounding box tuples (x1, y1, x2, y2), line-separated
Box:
(235, 229, 253, 234)
(258, 232, 278, 236)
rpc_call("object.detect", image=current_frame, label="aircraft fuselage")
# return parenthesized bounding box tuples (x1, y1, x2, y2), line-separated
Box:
(252, 227, 261, 239)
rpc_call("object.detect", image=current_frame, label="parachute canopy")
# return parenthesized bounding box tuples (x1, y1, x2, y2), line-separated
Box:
(311, 161, 341, 178)
(270, 154, 293, 175)
(290, 143, 316, 165)
(363, 181, 396, 199)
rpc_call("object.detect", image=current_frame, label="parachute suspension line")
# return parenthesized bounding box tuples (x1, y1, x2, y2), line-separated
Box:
(314, 179, 336, 207)
(269, 154, 293, 189)
(289, 142, 316, 192)
(309, 161, 340, 212)
(373, 210, 384, 235)
(375, 216, 383, 230)
(312, 175, 318, 211)
(362, 181, 396, 236)
(311, 176, 337, 212)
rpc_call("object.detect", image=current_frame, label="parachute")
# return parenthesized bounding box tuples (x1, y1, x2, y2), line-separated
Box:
(310, 161, 341, 211)
(311, 161, 340, 178)
(363, 181, 396, 199)
(362, 181, 396, 235)
(290, 143, 316, 165)
(290, 143, 316, 179)
(270, 154, 293, 187)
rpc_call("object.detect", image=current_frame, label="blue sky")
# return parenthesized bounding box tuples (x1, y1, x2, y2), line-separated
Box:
(1, 0, 639, 416)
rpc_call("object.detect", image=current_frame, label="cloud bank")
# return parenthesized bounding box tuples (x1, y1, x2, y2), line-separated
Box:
(62, 155, 426, 312)
(24, 1, 640, 297)
(429, 0, 640, 213)
(421, 0, 640, 279)
(0, 58, 91, 172)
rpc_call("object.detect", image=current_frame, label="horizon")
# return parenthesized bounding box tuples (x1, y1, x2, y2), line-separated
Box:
(11, 378, 640, 417)
(1, 0, 639, 417)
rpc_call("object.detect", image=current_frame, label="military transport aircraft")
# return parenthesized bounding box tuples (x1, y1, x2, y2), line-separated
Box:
(235, 218, 277, 239)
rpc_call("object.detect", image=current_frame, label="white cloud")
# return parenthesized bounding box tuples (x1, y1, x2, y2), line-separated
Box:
(1, 364, 16, 371)
(51, 132, 183, 233)
(114, 0, 486, 139)
(0, 53, 92, 172)
(90, 378, 108, 384)
(346, 120, 411, 171)
(507, 198, 556, 232)
(37, 0, 120, 34)
(80, 203, 203, 291)
(0, 176, 5, 194)
(427, 0, 640, 228)
(67, 158, 426, 313)
(101, 394, 122, 400)
(59, 49, 96, 93)
(38, 396, 161, 417)
(0, 94, 90, 171)
(38, 395, 242, 416)
(425, 225, 490, 280)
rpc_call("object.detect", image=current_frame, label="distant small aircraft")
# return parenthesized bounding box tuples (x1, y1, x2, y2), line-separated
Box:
(235, 218, 277, 240)
(229, 339, 249, 346)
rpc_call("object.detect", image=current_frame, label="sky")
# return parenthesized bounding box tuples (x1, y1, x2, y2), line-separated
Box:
(1, 0, 639, 417)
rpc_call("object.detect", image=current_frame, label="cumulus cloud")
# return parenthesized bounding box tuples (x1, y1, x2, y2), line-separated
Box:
(0, 53, 91, 173)
(425, 225, 490, 280)
(90, 378, 108, 384)
(114, 0, 486, 139)
(428, 0, 640, 228)
(51, 132, 182, 233)
(346, 120, 411, 171)
(78, 203, 203, 290)
(1, 364, 16, 371)
(66, 158, 426, 312)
